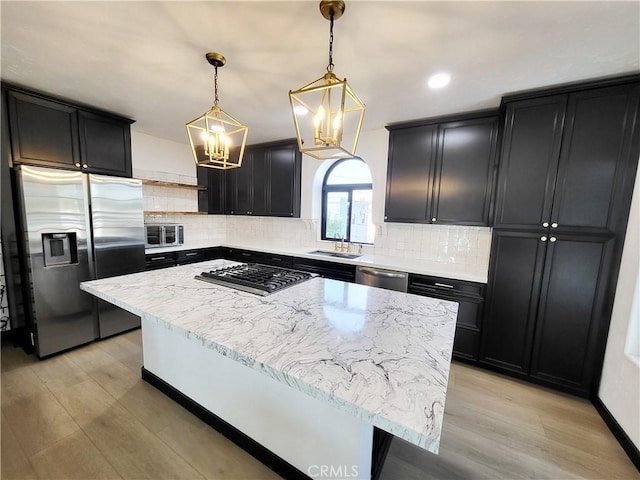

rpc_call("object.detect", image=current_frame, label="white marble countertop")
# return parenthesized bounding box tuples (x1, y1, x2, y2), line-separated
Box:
(146, 241, 488, 283)
(81, 259, 458, 453)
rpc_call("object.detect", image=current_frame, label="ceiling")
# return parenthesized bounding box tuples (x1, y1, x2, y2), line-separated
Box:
(1, 1, 639, 146)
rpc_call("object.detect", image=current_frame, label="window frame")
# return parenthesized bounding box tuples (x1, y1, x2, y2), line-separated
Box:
(321, 158, 373, 243)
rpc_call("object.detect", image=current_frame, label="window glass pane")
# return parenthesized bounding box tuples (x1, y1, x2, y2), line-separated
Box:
(325, 191, 349, 239)
(326, 159, 372, 185)
(350, 189, 375, 244)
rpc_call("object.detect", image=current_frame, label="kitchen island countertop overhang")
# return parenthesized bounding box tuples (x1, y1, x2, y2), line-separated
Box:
(81, 259, 458, 476)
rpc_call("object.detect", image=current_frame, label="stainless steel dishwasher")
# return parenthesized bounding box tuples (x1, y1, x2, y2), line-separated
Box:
(356, 266, 408, 292)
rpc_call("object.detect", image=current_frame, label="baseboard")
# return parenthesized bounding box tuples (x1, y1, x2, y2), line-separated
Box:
(593, 396, 640, 471)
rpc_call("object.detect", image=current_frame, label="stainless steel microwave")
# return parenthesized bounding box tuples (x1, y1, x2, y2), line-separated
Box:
(145, 224, 184, 248)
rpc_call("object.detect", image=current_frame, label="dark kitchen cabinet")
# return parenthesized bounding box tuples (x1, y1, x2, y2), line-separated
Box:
(6, 89, 80, 169)
(197, 167, 225, 214)
(145, 252, 176, 270)
(268, 142, 301, 217)
(291, 257, 356, 283)
(481, 231, 547, 374)
(175, 249, 207, 265)
(408, 274, 485, 361)
(4, 85, 134, 177)
(385, 111, 499, 226)
(225, 248, 265, 263)
(481, 231, 615, 395)
(260, 252, 294, 269)
(384, 125, 436, 222)
(78, 111, 132, 177)
(226, 139, 301, 217)
(494, 83, 640, 233)
(483, 76, 640, 397)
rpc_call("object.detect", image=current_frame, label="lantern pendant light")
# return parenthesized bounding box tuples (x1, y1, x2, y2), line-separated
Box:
(289, 1, 365, 160)
(186, 52, 248, 169)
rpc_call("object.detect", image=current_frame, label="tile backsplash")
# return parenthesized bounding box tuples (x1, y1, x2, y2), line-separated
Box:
(136, 168, 491, 268)
(374, 223, 492, 266)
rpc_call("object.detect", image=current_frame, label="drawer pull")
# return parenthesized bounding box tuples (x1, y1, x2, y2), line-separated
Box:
(186, 252, 198, 257)
(151, 256, 166, 261)
(434, 282, 454, 289)
(358, 267, 407, 279)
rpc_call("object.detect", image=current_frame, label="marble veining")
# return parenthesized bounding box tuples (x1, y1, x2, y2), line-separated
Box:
(81, 259, 458, 453)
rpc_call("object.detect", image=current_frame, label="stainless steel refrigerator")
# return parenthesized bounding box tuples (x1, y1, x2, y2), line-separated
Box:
(16, 165, 145, 357)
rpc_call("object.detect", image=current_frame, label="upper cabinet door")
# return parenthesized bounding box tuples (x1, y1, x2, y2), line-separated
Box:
(7, 90, 80, 168)
(207, 168, 226, 215)
(79, 111, 132, 177)
(550, 83, 640, 234)
(493, 96, 566, 230)
(250, 147, 268, 216)
(384, 125, 437, 222)
(268, 142, 301, 217)
(431, 116, 499, 225)
(234, 155, 253, 215)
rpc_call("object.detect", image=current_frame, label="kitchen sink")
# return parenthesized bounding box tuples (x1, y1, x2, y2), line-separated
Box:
(307, 250, 362, 259)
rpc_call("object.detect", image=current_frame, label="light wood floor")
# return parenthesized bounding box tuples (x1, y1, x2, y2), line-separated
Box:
(1, 329, 637, 480)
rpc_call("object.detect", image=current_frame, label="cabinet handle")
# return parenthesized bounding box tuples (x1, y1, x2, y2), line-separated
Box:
(431, 217, 437, 222)
(186, 252, 198, 257)
(550, 236, 557, 242)
(151, 256, 166, 261)
(82, 164, 88, 169)
(541, 236, 548, 242)
(384, 216, 388, 220)
(358, 267, 407, 279)
(434, 282, 454, 289)
(551, 222, 558, 228)
(542, 222, 549, 228)
(75, 162, 81, 168)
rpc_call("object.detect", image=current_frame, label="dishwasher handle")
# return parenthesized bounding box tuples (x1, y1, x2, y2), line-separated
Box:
(357, 266, 407, 279)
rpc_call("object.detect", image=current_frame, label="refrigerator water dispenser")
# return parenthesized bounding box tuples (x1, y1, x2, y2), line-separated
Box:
(42, 233, 77, 267)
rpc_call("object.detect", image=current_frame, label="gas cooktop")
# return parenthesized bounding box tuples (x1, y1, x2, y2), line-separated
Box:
(195, 263, 317, 296)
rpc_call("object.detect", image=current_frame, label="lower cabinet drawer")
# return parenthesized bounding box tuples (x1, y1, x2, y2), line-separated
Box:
(453, 327, 480, 360)
(176, 249, 206, 265)
(145, 253, 176, 270)
(261, 254, 293, 268)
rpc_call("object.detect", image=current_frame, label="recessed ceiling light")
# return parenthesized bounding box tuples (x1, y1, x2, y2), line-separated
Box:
(428, 73, 451, 89)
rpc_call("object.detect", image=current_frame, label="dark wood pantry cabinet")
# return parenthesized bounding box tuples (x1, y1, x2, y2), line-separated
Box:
(4, 85, 133, 177)
(385, 111, 499, 226)
(481, 76, 640, 397)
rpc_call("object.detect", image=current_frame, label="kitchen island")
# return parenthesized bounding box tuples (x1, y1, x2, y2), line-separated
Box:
(81, 259, 457, 479)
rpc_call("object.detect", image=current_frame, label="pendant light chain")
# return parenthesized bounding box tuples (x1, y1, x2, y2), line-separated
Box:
(326, 10, 335, 73)
(213, 65, 219, 107)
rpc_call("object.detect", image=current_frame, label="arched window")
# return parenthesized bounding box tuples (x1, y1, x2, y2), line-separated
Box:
(321, 158, 374, 244)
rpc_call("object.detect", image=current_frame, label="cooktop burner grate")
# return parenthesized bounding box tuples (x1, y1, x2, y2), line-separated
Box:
(195, 263, 317, 296)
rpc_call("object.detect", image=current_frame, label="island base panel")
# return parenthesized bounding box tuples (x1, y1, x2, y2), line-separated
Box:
(141, 316, 375, 479)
